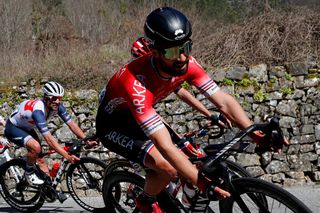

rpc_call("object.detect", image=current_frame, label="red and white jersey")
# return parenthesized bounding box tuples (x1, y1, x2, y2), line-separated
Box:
(9, 99, 71, 134)
(102, 55, 220, 136)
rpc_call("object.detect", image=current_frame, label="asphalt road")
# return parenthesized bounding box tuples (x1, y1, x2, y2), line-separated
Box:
(0, 185, 319, 212)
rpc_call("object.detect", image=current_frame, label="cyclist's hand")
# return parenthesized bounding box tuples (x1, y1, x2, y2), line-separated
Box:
(197, 172, 230, 200)
(85, 139, 98, 148)
(212, 186, 231, 200)
(67, 155, 80, 164)
(210, 114, 232, 129)
(181, 141, 204, 157)
(251, 131, 289, 153)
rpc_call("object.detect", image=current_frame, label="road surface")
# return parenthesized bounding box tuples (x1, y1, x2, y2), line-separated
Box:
(0, 185, 319, 212)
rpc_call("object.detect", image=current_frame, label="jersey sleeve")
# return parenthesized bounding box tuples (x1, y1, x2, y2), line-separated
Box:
(58, 104, 72, 124)
(32, 110, 50, 135)
(187, 57, 220, 97)
(122, 71, 165, 137)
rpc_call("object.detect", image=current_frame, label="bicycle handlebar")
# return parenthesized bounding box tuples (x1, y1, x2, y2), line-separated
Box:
(39, 138, 89, 158)
(200, 116, 284, 175)
(183, 114, 228, 140)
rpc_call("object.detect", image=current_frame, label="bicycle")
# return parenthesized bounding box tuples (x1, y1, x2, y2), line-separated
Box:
(102, 117, 312, 213)
(102, 115, 252, 212)
(0, 138, 108, 212)
(102, 116, 253, 210)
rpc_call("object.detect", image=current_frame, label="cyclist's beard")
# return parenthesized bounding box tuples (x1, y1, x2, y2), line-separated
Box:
(159, 59, 189, 77)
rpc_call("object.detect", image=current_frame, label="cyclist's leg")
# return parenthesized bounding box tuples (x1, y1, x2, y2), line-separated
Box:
(28, 129, 50, 176)
(4, 120, 44, 184)
(143, 146, 177, 195)
(97, 112, 176, 211)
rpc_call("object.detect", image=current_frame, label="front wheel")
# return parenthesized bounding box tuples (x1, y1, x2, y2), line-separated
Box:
(0, 158, 44, 212)
(66, 157, 107, 212)
(103, 171, 145, 213)
(220, 177, 312, 213)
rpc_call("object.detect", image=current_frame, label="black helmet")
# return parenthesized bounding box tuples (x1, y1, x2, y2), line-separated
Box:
(144, 7, 192, 49)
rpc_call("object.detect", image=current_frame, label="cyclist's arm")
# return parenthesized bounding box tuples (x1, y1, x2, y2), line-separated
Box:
(42, 133, 77, 160)
(66, 120, 86, 140)
(149, 127, 199, 185)
(208, 89, 252, 129)
(32, 110, 79, 163)
(58, 104, 86, 140)
(175, 87, 211, 118)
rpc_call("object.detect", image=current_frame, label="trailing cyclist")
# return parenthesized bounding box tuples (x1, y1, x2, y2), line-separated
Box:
(96, 7, 289, 213)
(4, 81, 96, 186)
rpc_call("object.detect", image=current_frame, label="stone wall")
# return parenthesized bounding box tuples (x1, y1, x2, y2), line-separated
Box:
(0, 62, 319, 187)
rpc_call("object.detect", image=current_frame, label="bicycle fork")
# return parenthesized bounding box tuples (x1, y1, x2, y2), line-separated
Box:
(3, 149, 23, 182)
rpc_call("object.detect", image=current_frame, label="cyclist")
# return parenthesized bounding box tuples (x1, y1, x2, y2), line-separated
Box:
(4, 81, 93, 185)
(101, 36, 216, 120)
(97, 7, 288, 212)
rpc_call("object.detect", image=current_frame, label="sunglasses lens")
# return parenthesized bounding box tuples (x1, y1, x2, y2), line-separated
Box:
(48, 96, 62, 101)
(163, 41, 192, 60)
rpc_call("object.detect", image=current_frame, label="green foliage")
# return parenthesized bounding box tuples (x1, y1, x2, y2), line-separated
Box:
(119, 0, 128, 14)
(253, 90, 267, 102)
(223, 78, 235, 86)
(231, 93, 240, 99)
(268, 77, 278, 87)
(181, 81, 191, 91)
(241, 101, 250, 107)
(237, 78, 257, 87)
(307, 69, 320, 78)
(280, 87, 293, 95)
(285, 73, 293, 81)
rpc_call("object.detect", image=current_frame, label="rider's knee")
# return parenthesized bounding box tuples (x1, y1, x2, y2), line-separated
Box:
(157, 160, 177, 180)
(26, 139, 41, 155)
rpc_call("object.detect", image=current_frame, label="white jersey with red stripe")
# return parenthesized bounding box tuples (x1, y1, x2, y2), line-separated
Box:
(9, 99, 71, 135)
(101, 55, 220, 136)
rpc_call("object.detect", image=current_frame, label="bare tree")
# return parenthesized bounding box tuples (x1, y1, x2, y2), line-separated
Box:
(264, 0, 272, 13)
(0, 0, 32, 50)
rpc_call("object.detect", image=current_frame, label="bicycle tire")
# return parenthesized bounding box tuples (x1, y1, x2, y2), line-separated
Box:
(220, 177, 312, 213)
(104, 159, 252, 212)
(0, 158, 44, 212)
(225, 160, 252, 177)
(105, 158, 135, 176)
(103, 171, 182, 213)
(66, 156, 108, 212)
(103, 170, 145, 213)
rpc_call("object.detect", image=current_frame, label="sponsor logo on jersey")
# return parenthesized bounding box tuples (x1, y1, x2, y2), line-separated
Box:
(105, 98, 126, 114)
(105, 131, 134, 150)
(132, 77, 146, 114)
(24, 100, 37, 112)
(116, 66, 127, 78)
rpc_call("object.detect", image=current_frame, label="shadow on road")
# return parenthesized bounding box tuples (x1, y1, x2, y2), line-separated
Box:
(0, 206, 87, 212)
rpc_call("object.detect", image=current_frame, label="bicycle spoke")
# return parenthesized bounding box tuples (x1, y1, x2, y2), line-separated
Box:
(67, 157, 107, 211)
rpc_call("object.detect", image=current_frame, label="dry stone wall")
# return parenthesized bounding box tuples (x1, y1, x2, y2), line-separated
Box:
(0, 62, 319, 187)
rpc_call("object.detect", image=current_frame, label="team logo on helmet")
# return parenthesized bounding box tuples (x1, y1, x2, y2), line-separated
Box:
(174, 29, 185, 40)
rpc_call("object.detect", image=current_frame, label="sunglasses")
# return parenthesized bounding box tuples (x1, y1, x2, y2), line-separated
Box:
(46, 96, 62, 101)
(161, 40, 193, 60)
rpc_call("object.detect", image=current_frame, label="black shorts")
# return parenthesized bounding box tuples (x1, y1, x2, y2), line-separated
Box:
(96, 109, 154, 165)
